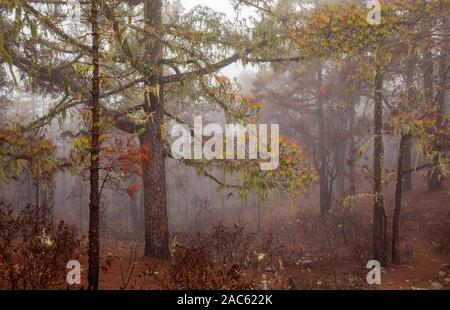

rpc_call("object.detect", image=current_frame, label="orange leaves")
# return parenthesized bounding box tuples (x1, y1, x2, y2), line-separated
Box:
(126, 182, 140, 197)
(100, 136, 150, 178)
(392, 111, 448, 133)
(309, 7, 332, 31)
(134, 152, 150, 165)
(134, 166, 144, 177)
(241, 95, 262, 112)
(69, 135, 149, 192)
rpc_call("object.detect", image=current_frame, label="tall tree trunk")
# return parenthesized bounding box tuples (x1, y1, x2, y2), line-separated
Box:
(373, 69, 388, 266)
(46, 179, 55, 226)
(35, 179, 39, 207)
(139, 189, 144, 231)
(402, 137, 413, 192)
(139, 0, 170, 259)
(438, 15, 450, 114)
(27, 171, 32, 206)
(392, 134, 407, 264)
(78, 177, 83, 233)
(335, 111, 346, 197)
(62, 141, 67, 212)
(88, 0, 101, 290)
(348, 98, 357, 195)
(403, 59, 415, 192)
(317, 63, 330, 216)
(430, 15, 450, 189)
(423, 40, 443, 191)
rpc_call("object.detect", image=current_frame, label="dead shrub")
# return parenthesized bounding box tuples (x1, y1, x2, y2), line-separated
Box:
(294, 206, 371, 268)
(208, 223, 255, 266)
(328, 206, 372, 267)
(0, 201, 82, 289)
(150, 225, 255, 290)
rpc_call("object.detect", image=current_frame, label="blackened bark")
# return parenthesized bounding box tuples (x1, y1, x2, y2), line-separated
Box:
(373, 69, 388, 266)
(392, 134, 407, 264)
(140, 0, 170, 259)
(403, 61, 415, 192)
(88, 0, 101, 291)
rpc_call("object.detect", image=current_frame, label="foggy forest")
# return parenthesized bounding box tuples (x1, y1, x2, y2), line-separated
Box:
(0, 0, 449, 291)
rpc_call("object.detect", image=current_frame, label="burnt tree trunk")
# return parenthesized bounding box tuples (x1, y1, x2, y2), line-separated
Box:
(392, 134, 408, 264)
(88, 0, 101, 291)
(139, 0, 169, 259)
(373, 69, 388, 266)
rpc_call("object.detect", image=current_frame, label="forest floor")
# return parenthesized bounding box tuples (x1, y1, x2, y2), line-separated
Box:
(74, 179, 449, 290)
(377, 184, 450, 290)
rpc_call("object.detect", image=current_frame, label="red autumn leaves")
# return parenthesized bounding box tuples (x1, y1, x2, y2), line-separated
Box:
(100, 136, 150, 196)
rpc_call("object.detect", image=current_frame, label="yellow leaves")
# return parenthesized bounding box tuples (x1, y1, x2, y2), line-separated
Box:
(0, 127, 57, 182)
(100, 74, 112, 88)
(285, 1, 396, 60)
(73, 63, 92, 76)
(145, 84, 160, 98)
(74, 135, 90, 152)
(310, 173, 319, 183)
(215, 75, 230, 87)
(144, 25, 156, 34)
(234, 137, 317, 200)
(161, 123, 168, 141)
(200, 74, 258, 121)
(39, 228, 54, 247)
(255, 251, 267, 262)
(241, 95, 263, 112)
(127, 108, 153, 126)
